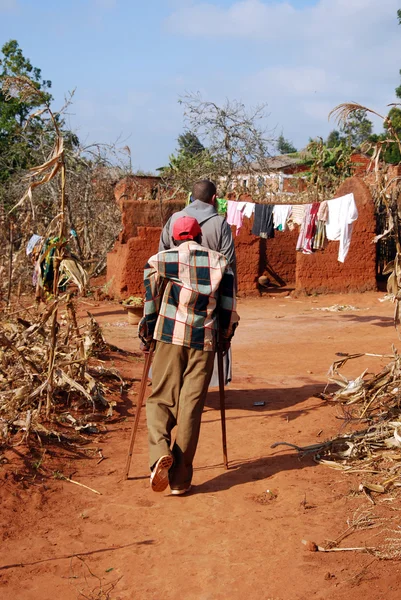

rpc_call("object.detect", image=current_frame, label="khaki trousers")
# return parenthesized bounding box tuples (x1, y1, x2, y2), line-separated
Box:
(146, 341, 215, 489)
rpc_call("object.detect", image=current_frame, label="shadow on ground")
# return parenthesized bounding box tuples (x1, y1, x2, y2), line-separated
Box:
(340, 314, 394, 327)
(192, 451, 314, 493)
(206, 383, 326, 419)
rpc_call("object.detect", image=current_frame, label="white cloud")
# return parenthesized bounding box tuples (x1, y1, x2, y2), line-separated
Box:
(165, 0, 399, 41)
(165, 0, 298, 39)
(164, 0, 401, 149)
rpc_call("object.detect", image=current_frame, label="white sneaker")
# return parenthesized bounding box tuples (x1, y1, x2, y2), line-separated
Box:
(170, 485, 192, 496)
(150, 455, 173, 492)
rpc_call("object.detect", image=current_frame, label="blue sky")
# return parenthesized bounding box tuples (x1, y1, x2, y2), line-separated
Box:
(1, 0, 401, 171)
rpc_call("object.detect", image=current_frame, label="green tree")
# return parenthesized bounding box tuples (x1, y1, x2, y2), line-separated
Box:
(0, 39, 53, 181)
(305, 137, 352, 197)
(177, 131, 205, 156)
(381, 107, 401, 164)
(276, 133, 296, 154)
(326, 129, 343, 148)
(341, 109, 373, 148)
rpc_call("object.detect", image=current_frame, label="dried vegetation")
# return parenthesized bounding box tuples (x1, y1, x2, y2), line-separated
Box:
(0, 76, 131, 454)
(0, 297, 130, 446)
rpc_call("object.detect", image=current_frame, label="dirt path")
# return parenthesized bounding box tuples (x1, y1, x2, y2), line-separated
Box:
(2, 292, 401, 599)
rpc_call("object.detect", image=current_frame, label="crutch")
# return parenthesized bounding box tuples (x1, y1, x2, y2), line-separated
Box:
(217, 344, 229, 469)
(124, 344, 154, 480)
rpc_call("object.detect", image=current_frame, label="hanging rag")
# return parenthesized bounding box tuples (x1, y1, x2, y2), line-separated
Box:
(317, 200, 329, 222)
(26, 234, 43, 256)
(273, 204, 292, 231)
(287, 204, 305, 230)
(296, 204, 311, 252)
(325, 193, 358, 263)
(252, 204, 275, 238)
(313, 219, 326, 251)
(226, 201, 244, 236)
(237, 201, 255, 219)
(312, 200, 329, 250)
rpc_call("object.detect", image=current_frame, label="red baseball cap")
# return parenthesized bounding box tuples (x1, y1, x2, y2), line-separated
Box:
(172, 216, 202, 241)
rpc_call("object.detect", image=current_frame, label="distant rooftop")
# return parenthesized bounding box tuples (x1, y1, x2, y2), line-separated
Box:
(248, 155, 303, 171)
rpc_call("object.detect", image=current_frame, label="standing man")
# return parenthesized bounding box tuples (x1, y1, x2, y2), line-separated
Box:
(159, 179, 236, 277)
(139, 216, 239, 495)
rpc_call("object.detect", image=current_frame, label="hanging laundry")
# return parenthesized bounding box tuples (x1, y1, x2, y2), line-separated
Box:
(305, 203, 319, 253)
(313, 200, 329, 251)
(313, 220, 326, 251)
(287, 204, 305, 230)
(326, 193, 358, 263)
(26, 234, 43, 256)
(317, 200, 328, 222)
(273, 204, 292, 231)
(252, 204, 274, 239)
(227, 200, 244, 236)
(237, 201, 255, 219)
(296, 203, 319, 254)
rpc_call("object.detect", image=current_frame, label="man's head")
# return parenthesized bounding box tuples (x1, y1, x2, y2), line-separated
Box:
(172, 216, 202, 244)
(192, 180, 216, 205)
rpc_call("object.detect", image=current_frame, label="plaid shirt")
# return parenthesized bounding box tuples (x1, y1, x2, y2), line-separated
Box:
(138, 241, 239, 351)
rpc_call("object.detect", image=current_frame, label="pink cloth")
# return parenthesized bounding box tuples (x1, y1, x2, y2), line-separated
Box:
(227, 201, 244, 236)
(296, 203, 319, 254)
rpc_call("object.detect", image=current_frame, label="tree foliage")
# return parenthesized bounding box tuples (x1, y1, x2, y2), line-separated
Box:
(0, 40, 54, 182)
(276, 133, 296, 154)
(304, 137, 353, 197)
(160, 93, 273, 194)
(177, 131, 205, 156)
(341, 109, 373, 147)
(0, 41, 126, 297)
(326, 110, 373, 149)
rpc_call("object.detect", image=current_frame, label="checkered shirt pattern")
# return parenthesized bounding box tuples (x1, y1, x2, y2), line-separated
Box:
(138, 242, 238, 351)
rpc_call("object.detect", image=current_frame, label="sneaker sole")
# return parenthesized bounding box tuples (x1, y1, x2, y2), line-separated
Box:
(150, 455, 173, 492)
(170, 485, 192, 496)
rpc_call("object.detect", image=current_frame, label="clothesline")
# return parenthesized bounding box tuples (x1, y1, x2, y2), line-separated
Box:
(230, 194, 325, 206)
(224, 193, 358, 264)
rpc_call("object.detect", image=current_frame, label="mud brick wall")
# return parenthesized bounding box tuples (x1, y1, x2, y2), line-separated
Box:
(114, 175, 160, 203)
(264, 228, 298, 285)
(295, 177, 377, 294)
(106, 175, 377, 299)
(107, 226, 162, 297)
(107, 220, 260, 298)
(232, 221, 260, 293)
(119, 199, 184, 243)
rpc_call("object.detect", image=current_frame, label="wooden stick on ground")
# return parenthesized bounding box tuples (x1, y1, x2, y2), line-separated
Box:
(59, 475, 101, 495)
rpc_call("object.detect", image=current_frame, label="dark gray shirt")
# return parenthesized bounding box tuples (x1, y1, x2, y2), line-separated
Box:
(159, 200, 237, 276)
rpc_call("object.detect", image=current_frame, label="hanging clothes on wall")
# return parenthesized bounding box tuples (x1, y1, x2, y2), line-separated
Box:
(313, 200, 329, 251)
(273, 204, 292, 231)
(304, 203, 319, 253)
(227, 200, 244, 236)
(252, 204, 275, 239)
(287, 204, 305, 230)
(237, 201, 255, 219)
(326, 193, 358, 263)
(296, 203, 319, 254)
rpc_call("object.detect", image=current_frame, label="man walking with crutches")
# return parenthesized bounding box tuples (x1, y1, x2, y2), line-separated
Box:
(138, 216, 239, 495)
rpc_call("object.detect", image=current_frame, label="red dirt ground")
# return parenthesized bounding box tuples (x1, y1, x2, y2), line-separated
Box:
(2, 291, 401, 599)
